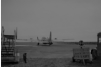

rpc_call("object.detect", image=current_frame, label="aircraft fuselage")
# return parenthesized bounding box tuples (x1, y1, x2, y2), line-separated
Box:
(37, 40, 53, 46)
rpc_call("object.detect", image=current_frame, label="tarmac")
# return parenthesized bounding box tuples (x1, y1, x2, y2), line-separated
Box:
(2, 42, 101, 67)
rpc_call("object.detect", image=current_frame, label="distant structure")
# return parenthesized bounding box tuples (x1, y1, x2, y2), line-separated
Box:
(42, 37, 47, 41)
(55, 38, 57, 40)
(30, 38, 33, 42)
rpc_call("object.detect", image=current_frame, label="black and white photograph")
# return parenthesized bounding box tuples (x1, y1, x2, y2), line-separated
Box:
(1, 0, 101, 67)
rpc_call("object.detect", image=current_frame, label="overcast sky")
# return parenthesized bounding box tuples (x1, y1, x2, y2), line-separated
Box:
(1, 0, 101, 41)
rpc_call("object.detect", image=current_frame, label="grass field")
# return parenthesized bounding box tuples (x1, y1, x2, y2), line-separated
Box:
(2, 42, 101, 67)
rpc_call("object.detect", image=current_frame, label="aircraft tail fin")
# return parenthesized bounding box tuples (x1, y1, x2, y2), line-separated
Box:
(49, 31, 52, 41)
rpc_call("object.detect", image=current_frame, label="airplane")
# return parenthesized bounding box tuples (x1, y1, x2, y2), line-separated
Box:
(37, 31, 53, 46)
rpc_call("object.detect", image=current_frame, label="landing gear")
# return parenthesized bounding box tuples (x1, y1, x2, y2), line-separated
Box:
(37, 43, 39, 46)
(49, 42, 53, 46)
(72, 57, 75, 62)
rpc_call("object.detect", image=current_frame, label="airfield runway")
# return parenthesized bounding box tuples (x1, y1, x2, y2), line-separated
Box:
(2, 42, 101, 67)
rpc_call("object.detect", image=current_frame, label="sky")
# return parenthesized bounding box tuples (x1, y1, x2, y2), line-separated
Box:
(1, 0, 101, 41)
